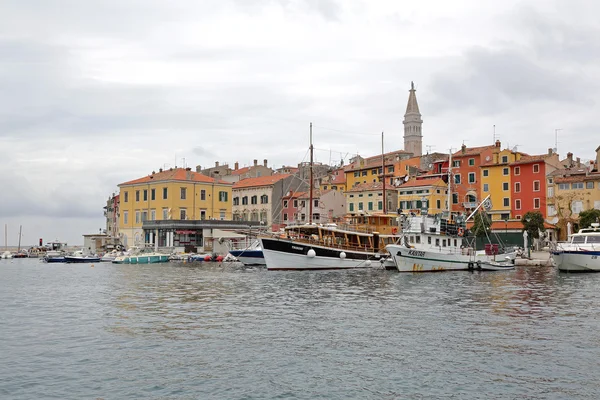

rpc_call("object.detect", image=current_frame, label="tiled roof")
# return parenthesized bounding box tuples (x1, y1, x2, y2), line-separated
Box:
(231, 166, 251, 176)
(282, 191, 306, 199)
(119, 168, 227, 186)
(233, 174, 290, 189)
(554, 172, 600, 183)
(344, 150, 412, 171)
(346, 182, 395, 192)
(452, 145, 496, 158)
(400, 178, 446, 188)
(510, 154, 552, 166)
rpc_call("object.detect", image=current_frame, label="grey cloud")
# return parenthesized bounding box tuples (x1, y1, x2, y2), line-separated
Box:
(429, 47, 594, 115)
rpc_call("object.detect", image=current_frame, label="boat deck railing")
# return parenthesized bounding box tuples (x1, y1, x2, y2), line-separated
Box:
(271, 234, 387, 254)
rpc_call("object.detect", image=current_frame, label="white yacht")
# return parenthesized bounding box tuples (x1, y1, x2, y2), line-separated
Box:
(551, 223, 600, 272)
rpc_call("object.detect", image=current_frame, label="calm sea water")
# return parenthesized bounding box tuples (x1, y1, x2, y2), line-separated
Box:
(1, 258, 599, 399)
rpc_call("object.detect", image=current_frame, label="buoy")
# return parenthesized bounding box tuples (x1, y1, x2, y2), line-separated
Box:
(90, 264, 94, 268)
(216, 255, 224, 262)
(365, 260, 371, 267)
(307, 249, 316, 258)
(204, 255, 212, 262)
(340, 252, 346, 259)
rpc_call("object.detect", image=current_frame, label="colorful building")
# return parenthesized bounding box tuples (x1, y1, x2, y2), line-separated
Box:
(345, 182, 398, 216)
(450, 143, 497, 213)
(319, 167, 346, 193)
(397, 178, 448, 216)
(480, 146, 525, 221)
(510, 150, 561, 221)
(118, 167, 233, 248)
(232, 174, 307, 232)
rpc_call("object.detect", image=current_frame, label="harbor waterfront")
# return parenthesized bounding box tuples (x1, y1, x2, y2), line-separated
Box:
(2, 259, 600, 399)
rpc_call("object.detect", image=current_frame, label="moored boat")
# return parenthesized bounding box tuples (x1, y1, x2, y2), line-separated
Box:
(228, 240, 265, 266)
(65, 250, 101, 263)
(112, 247, 171, 264)
(551, 223, 600, 272)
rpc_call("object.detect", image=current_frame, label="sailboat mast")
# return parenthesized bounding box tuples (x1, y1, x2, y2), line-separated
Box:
(382, 132, 386, 214)
(309, 122, 313, 225)
(447, 149, 453, 214)
(18, 225, 22, 252)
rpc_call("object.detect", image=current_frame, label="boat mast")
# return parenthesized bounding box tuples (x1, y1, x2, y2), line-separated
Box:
(309, 122, 313, 225)
(18, 225, 22, 252)
(447, 148, 452, 215)
(381, 132, 386, 214)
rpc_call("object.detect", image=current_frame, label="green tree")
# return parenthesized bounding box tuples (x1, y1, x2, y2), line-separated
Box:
(578, 209, 600, 229)
(522, 211, 545, 239)
(471, 212, 491, 237)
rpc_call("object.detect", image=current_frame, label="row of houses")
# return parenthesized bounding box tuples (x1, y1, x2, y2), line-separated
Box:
(104, 142, 600, 248)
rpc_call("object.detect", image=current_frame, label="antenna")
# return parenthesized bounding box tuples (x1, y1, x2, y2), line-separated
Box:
(554, 129, 562, 153)
(425, 145, 434, 154)
(493, 124, 497, 143)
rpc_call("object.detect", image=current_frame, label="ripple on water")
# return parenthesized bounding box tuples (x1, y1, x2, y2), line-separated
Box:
(2, 260, 600, 399)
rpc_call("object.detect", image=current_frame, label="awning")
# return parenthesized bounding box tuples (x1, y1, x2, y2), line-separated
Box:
(176, 230, 196, 234)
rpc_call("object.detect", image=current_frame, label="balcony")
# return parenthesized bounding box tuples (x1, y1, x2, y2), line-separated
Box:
(462, 202, 478, 209)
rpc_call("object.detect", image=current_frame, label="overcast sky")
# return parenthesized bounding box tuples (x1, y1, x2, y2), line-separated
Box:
(1, 0, 598, 246)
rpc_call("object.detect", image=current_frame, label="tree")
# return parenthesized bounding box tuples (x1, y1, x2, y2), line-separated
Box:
(522, 211, 545, 240)
(578, 209, 600, 229)
(471, 212, 491, 237)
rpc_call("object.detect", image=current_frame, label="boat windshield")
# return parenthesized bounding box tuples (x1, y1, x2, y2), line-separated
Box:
(587, 236, 600, 243)
(572, 236, 586, 244)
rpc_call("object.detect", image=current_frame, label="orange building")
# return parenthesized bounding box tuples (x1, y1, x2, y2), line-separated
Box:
(450, 143, 497, 213)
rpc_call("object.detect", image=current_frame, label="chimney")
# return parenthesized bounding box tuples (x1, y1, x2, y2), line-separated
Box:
(254, 159, 258, 166)
(577, 157, 581, 167)
(196, 166, 201, 172)
(461, 144, 466, 154)
(264, 159, 268, 167)
(495, 140, 501, 148)
(567, 152, 573, 167)
(234, 161, 239, 170)
(596, 145, 600, 171)
(215, 161, 219, 167)
(159, 168, 163, 172)
(548, 148, 553, 155)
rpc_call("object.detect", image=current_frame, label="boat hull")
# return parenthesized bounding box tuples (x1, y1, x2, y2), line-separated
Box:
(387, 245, 472, 272)
(44, 256, 66, 263)
(260, 237, 382, 271)
(228, 250, 266, 266)
(552, 251, 600, 272)
(65, 256, 101, 263)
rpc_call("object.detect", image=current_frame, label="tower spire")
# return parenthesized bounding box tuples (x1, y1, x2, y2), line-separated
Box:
(403, 81, 423, 157)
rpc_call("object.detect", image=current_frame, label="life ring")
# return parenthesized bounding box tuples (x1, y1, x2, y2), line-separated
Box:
(457, 228, 464, 237)
(392, 228, 398, 235)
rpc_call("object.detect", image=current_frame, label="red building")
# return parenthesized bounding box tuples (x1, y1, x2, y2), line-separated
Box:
(510, 150, 561, 220)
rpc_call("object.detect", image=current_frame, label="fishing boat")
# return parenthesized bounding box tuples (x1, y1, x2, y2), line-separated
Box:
(387, 149, 517, 272)
(551, 223, 600, 272)
(260, 127, 400, 270)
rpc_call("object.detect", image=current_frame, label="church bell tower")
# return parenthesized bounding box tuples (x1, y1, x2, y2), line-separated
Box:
(403, 81, 423, 157)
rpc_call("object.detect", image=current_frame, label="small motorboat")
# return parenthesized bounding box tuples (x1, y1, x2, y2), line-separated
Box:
(476, 260, 515, 271)
(65, 250, 101, 263)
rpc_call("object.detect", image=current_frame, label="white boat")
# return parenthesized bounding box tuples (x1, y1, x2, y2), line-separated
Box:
(551, 223, 600, 272)
(228, 240, 266, 266)
(112, 247, 170, 264)
(387, 148, 517, 273)
(1, 251, 13, 259)
(476, 258, 516, 271)
(261, 215, 401, 271)
(260, 127, 401, 271)
(43, 240, 68, 263)
(65, 249, 101, 263)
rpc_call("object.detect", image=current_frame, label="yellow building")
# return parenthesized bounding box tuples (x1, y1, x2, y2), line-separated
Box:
(118, 167, 232, 247)
(480, 149, 523, 221)
(320, 167, 347, 193)
(397, 178, 447, 215)
(345, 182, 398, 215)
(344, 150, 412, 189)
